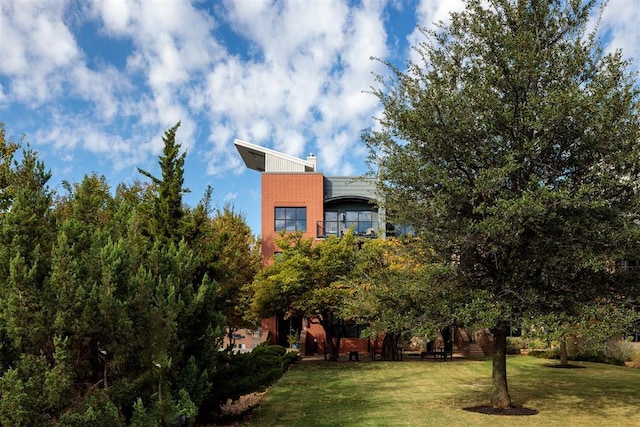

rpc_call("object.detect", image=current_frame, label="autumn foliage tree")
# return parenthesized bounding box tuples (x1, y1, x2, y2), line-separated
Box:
(342, 237, 454, 360)
(365, 0, 640, 409)
(249, 231, 360, 361)
(210, 204, 261, 348)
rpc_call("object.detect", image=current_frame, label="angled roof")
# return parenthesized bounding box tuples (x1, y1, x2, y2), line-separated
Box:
(234, 139, 316, 173)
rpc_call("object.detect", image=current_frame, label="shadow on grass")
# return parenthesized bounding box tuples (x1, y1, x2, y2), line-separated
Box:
(463, 405, 538, 416)
(545, 363, 586, 368)
(484, 357, 640, 417)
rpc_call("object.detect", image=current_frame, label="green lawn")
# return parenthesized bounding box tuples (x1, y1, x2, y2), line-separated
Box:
(249, 356, 640, 426)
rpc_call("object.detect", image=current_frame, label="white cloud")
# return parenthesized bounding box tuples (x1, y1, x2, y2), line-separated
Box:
(1, 0, 399, 182)
(202, 0, 390, 177)
(0, 0, 81, 104)
(598, 0, 640, 71)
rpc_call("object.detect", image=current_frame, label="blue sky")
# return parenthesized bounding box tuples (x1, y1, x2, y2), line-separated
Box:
(1, 0, 638, 234)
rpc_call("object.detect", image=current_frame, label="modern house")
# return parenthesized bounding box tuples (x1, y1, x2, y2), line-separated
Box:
(235, 139, 385, 355)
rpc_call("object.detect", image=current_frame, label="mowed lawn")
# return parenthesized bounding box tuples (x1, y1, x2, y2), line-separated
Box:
(249, 355, 640, 427)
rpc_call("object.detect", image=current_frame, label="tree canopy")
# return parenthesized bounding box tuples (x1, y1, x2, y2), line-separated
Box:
(249, 231, 360, 361)
(365, 0, 640, 409)
(342, 237, 454, 359)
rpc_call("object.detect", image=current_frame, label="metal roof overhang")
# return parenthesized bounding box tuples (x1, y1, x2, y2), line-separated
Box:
(234, 138, 315, 173)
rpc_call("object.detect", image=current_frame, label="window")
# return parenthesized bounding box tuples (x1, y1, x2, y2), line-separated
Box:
(331, 320, 369, 338)
(387, 223, 415, 237)
(345, 211, 372, 235)
(324, 211, 339, 235)
(323, 210, 375, 236)
(275, 207, 307, 232)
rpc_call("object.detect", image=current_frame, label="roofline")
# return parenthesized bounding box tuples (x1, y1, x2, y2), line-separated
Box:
(234, 139, 315, 172)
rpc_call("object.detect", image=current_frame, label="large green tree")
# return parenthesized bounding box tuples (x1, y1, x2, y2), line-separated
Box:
(0, 125, 250, 425)
(365, 0, 640, 409)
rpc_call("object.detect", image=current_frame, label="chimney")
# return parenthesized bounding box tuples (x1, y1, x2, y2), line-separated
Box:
(306, 153, 317, 171)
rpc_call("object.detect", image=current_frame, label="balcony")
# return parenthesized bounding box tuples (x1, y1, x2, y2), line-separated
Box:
(316, 220, 377, 239)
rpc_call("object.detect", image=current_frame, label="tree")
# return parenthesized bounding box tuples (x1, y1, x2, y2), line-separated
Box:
(250, 231, 359, 361)
(342, 237, 454, 360)
(138, 121, 188, 243)
(365, 0, 640, 409)
(0, 125, 277, 424)
(0, 146, 64, 425)
(0, 146, 55, 359)
(210, 205, 261, 349)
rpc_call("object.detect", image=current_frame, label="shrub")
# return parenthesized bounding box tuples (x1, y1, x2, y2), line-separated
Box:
(628, 347, 640, 368)
(199, 343, 297, 421)
(602, 340, 637, 363)
(58, 391, 125, 427)
(266, 345, 288, 356)
(528, 341, 633, 366)
(506, 337, 523, 355)
(528, 348, 559, 360)
(523, 337, 551, 350)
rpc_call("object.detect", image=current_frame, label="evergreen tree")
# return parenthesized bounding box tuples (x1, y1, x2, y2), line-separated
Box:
(0, 147, 55, 359)
(138, 122, 188, 243)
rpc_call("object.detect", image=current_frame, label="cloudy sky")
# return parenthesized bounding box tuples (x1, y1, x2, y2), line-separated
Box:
(1, 0, 638, 233)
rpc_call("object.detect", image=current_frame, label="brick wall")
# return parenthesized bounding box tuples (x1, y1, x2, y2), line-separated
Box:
(261, 173, 324, 263)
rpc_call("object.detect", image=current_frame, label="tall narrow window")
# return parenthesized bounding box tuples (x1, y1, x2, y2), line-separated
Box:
(324, 211, 339, 236)
(275, 207, 307, 232)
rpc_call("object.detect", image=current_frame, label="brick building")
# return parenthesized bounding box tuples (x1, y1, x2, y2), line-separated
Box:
(235, 139, 384, 355)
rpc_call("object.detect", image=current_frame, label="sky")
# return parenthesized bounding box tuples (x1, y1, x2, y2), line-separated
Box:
(1, 0, 639, 234)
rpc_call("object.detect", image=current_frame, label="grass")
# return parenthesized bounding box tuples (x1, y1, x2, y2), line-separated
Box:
(249, 355, 640, 426)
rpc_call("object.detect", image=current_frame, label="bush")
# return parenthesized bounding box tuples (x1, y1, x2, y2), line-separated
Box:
(506, 337, 523, 355)
(199, 344, 297, 421)
(58, 391, 125, 427)
(266, 345, 288, 356)
(522, 337, 551, 350)
(528, 348, 560, 360)
(527, 341, 633, 366)
(628, 347, 640, 368)
(602, 340, 637, 363)
(572, 353, 625, 366)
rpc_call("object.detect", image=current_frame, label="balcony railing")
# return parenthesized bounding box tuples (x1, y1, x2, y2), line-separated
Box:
(316, 220, 377, 238)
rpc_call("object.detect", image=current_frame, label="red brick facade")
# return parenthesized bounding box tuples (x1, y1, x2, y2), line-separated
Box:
(261, 173, 324, 263)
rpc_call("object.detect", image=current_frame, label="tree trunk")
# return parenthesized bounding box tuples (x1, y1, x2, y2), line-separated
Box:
(559, 338, 569, 366)
(334, 335, 342, 361)
(320, 317, 339, 361)
(381, 333, 400, 360)
(227, 327, 237, 354)
(490, 325, 512, 409)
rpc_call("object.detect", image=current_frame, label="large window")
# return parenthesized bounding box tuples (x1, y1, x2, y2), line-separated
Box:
(323, 210, 374, 236)
(275, 207, 307, 232)
(324, 211, 339, 235)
